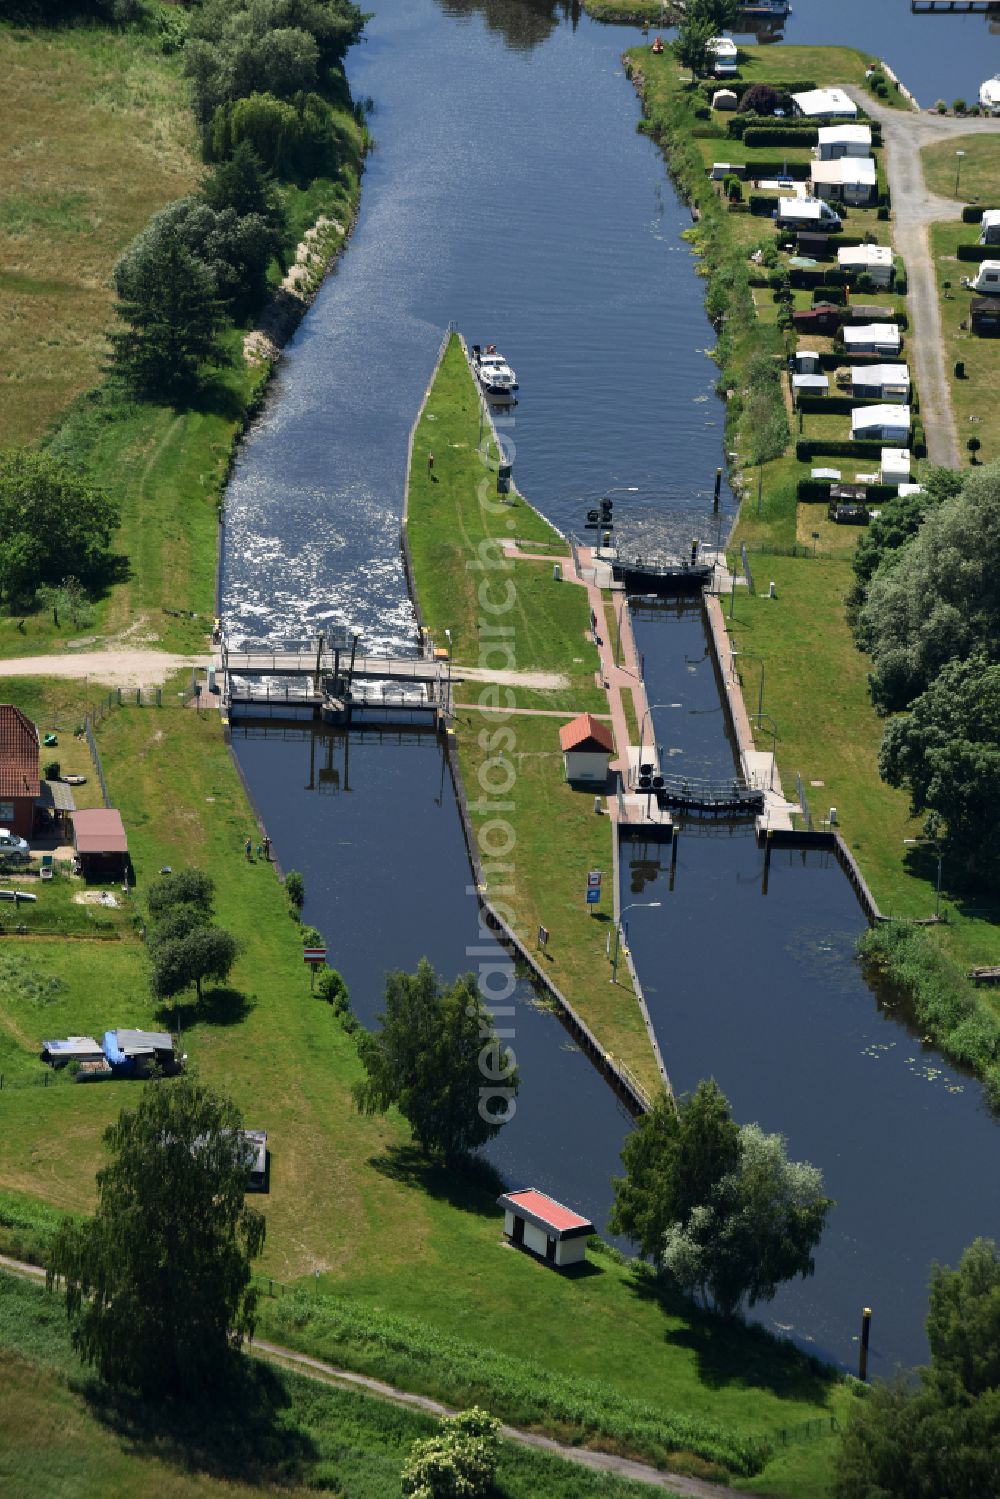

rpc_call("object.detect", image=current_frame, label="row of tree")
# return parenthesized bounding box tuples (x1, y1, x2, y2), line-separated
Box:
(848, 463, 1000, 886)
(108, 0, 366, 401)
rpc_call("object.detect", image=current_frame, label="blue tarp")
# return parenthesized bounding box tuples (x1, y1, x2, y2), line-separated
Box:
(102, 1030, 135, 1073)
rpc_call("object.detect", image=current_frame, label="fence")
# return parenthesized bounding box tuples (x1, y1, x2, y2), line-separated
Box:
(773, 1415, 839, 1447)
(740, 542, 754, 597)
(84, 718, 111, 809)
(795, 771, 813, 831)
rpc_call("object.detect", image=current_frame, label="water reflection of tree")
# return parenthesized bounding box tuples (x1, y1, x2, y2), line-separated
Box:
(434, 0, 581, 53)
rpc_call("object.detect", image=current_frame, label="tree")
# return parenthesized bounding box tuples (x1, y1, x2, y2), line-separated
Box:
(857, 462, 1000, 712)
(353, 958, 520, 1158)
(834, 1239, 1000, 1498)
(739, 83, 779, 116)
(110, 231, 224, 400)
(147, 868, 215, 920)
(879, 654, 1000, 886)
(151, 926, 240, 1002)
(663, 1124, 832, 1317)
(47, 1076, 265, 1395)
(402, 1408, 502, 1499)
(0, 452, 120, 609)
(848, 467, 961, 614)
(673, 18, 716, 79)
(204, 140, 287, 235)
(686, 0, 742, 29)
(610, 1080, 739, 1264)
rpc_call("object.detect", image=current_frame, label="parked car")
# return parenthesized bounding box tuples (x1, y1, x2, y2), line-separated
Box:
(0, 829, 30, 863)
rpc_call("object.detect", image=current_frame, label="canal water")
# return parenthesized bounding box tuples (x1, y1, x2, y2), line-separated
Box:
(223, 0, 999, 1374)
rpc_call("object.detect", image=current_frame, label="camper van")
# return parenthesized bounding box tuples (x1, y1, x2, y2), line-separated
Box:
(776, 197, 842, 231)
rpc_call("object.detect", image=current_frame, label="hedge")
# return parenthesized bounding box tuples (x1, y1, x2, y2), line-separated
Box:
(795, 393, 907, 415)
(742, 161, 811, 181)
(742, 121, 881, 149)
(961, 204, 996, 224)
(957, 242, 998, 262)
(797, 478, 898, 504)
(743, 126, 818, 148)
(704, 78, 818, 103)
(796, 437, 897, 460)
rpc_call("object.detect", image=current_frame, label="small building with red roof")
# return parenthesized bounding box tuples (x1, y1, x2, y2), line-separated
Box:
(0, 705, 40, 839)
(72, 808, 129, 881)
(497, 1188, 595, 1267)
(558, 712, 614, 786)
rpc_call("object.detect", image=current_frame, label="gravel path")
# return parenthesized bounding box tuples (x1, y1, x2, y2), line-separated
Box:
(0, 649, 208, 687)
(851, 95, 1000, 468)
(0, 1253, 752, 1497)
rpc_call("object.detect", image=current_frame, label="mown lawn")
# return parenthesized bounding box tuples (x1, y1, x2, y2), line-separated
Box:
(407, 336, 600, 693)
(921, 132, 1000, 202)
(0, 18, 200, 448)
(0, 688, 846, 1494)
(0, 1270, 666, 1499)
(929, 220, 1000, 468)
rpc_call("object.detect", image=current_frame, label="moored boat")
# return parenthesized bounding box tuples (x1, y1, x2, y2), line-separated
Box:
(472, 343, 518, 399)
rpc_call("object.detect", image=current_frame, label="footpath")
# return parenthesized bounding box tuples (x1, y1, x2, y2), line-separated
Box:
(0, 1252, 752, 1498)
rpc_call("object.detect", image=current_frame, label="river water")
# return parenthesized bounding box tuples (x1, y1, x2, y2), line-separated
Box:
(222, 0, 999, 1373)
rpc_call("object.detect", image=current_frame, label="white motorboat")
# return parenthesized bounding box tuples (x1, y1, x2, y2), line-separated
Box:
(472, 344, 518, 398)
(980, 74, 1000, 113)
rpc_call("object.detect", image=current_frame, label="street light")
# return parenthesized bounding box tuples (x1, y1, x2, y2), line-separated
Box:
(444, 629, 453, 717)
(750, 711, 778, 791)
(611, 900, 661, 984)
(903, 837, 944, 920)
(955, 149, 966, 198)
(731, 648, 765, 719)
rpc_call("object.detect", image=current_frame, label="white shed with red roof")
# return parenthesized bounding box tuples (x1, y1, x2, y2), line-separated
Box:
(497, 1188, 595, 1267)
(558, 713, 613, 786)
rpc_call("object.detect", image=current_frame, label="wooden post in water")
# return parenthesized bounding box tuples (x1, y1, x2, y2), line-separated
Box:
(859, 1306, 872, 1382)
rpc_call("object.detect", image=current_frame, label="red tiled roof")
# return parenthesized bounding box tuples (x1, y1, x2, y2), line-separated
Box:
(558, 713, 614, 754)
(499, 1188, 595, 1236)
(73, 809, 128, 854)
(0, 705, 40, 800)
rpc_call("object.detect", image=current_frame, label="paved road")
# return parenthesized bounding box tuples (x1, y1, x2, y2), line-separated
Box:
(853, 95, 1000, 468)
(0, 1252, 752, 1496)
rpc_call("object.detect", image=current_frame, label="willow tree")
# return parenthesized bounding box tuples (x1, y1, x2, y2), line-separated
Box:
(48, 1077, 265, 1396)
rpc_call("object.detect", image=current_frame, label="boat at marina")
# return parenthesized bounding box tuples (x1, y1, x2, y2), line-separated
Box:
(472, 343, 518, 398)
(980, 73, 1000, 111)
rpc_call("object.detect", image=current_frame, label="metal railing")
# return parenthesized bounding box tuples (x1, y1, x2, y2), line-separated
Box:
(84, 718, 111, 808)
(628, 768, 763, 810)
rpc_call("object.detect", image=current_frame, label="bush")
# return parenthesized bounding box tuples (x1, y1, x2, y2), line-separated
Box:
(285, 869, 305, 908)
(877, 206, 890, 221)
(739, 83, 778, 116)
(935, 99, 948, 114)
(895, 269, 908, 294)
(44, 761, 60, 781)
(796, 438, 886, 461)
(953, 98, 967, 114)
(401, 1408, 501, 1499)
(968, 436, 982, 463)
(955, 359, 966, 379)
(742, 125, 818, 148)
(957, 242, 996, 262)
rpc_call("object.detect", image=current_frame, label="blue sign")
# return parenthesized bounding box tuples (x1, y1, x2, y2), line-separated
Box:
(586, 887, 601, 905)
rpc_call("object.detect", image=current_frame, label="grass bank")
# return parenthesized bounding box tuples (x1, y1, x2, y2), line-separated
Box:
(929, 220, 1000, 469)
(0, 680, 845, 1493)
(627, 43, 1000, 989)
(0, 11, 363, 658)
(406, 335, 661, 1093)
(0, 1269, 670, 1499)
(921, 133, 1000, 201)
(0, 17, 200, 448)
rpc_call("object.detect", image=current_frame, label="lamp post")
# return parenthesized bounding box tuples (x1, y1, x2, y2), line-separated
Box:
(903, 837, 943, 920)
(444, 629, 453, 718)
(955, 149, 966, 198)
(731, 648, 765, 719)
(637, 701, 674, 763)
(750, 711, 778, 791)
(611, 900, 661, 984)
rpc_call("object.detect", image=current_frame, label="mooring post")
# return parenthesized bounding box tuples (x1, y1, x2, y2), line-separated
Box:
(859, 1306, 872, 1382)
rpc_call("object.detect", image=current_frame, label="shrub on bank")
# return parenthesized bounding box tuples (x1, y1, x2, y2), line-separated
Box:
(267, 1289, 777, 1477)
(858, 927, 1000, 1104)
